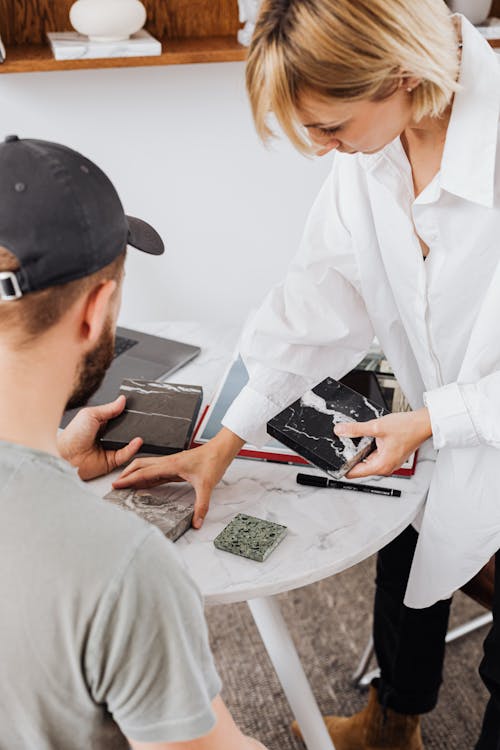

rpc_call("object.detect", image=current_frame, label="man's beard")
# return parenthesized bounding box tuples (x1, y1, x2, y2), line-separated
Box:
(66, 322, 115, 410)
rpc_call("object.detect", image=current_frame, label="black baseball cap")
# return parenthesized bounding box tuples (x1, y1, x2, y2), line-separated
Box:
(0, 135, 164, 301)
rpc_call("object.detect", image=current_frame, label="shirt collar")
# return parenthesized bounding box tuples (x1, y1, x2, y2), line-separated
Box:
(358, 15, 500, 208)
(440, 16, 500, 208)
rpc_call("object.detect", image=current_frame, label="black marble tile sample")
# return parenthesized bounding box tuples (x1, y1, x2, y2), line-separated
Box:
(214, 513, 287, 562)
(100, 379, 203, 455)
(267, 377, 388, 479)
(103, 486, 194, 541)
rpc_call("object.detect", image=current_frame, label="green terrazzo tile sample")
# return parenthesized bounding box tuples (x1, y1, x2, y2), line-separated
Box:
(214, 513, 287, 562)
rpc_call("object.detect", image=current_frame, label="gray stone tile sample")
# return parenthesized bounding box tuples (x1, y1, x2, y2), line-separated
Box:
(267, 377, 388, 479)
(100, 379, 203, 455)
(214, 513, 287, 562)
(103, 486, 194, 541)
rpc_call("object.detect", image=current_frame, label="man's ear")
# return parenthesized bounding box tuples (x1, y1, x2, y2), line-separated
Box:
(79, 279, 117, 346)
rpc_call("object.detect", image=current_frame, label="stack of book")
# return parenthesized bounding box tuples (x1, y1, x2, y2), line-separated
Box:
(357, 345, 412, 413)
(46, 30, 161, 61)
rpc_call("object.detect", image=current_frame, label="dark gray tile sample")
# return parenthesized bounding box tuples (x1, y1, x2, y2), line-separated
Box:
(214, 513, 287, 562)
(103, 486, 194, 541)
(100, 379, 203, 455)
(267, 377, 388, 479)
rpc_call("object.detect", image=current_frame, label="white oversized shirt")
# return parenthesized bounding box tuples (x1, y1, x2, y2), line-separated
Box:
(222, 16, 500, 608)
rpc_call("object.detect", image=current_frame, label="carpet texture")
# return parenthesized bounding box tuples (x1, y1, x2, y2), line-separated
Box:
(205, 554, 490, 749)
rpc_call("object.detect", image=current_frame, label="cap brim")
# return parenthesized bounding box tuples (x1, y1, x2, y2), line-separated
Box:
(126, 215, 165, 256)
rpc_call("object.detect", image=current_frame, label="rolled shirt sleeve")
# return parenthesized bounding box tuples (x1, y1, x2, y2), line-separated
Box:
(222, 367, 314, 447)
(223, 161, 375, 445)
(424, 373, 500, 450)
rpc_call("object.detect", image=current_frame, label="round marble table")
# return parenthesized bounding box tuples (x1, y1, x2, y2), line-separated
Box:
(92, 321, 436, 750)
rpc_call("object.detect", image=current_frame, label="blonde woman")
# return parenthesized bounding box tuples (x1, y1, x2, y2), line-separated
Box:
(116, 1, 500, 747)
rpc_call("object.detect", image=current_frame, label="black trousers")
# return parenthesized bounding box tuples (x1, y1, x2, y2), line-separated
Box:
(374, 525, 500, 748)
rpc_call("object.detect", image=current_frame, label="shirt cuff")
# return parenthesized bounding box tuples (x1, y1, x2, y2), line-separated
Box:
(222, 384, 286, 447)
(423, 382, 480, 450)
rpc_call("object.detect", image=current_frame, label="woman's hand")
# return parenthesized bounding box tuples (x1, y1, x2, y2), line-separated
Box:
(112, 427, 245, 528)
(57, 395, 143, 481)
(334, 407, 432, 479)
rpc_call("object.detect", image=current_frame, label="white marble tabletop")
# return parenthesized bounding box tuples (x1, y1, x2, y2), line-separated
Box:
(92, 321, 435, 605)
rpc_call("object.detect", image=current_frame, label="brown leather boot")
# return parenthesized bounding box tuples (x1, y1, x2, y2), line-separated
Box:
(291, 685, 424, 750)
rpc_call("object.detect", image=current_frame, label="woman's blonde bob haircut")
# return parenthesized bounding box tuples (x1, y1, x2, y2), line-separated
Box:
(246, 0, 460, 153)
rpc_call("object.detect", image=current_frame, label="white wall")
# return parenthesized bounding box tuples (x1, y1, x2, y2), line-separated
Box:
(0, 61, 330, 327)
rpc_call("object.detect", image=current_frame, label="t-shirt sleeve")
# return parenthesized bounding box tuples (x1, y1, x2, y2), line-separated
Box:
(85, 527, 222, 744)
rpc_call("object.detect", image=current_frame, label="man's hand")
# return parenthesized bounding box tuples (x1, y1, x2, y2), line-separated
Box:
(334, 407, 432, 479)
(113, 427, 245, 529)
(57, 395, 143, 481)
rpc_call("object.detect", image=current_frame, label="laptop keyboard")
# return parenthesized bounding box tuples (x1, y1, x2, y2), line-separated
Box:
(114, 335, 138, 359)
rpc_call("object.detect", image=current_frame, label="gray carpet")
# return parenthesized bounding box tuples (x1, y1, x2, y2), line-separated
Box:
(205, 554, 490, 749)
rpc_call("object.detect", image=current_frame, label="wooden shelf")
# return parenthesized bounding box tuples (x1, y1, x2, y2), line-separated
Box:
(0, 0, 245, 74)
(0, 35, 247, 75)
(1, 0, 498, 77)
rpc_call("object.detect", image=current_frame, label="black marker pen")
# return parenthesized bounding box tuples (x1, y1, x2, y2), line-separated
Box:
(296, 472, 402, 497)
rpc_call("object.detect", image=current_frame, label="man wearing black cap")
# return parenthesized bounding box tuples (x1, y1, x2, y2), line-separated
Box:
(0, 136, 266, 750)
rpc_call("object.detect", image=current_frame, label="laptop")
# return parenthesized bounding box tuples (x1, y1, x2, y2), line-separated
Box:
(61, 325, 201, 427)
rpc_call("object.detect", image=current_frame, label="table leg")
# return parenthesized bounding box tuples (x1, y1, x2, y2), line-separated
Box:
(247, 595, 336, 750)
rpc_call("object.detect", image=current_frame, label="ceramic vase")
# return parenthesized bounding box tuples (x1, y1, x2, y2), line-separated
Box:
(237, 0, 261, 46)
(447, 0, 492, 25)
(70, 0, 147, 42)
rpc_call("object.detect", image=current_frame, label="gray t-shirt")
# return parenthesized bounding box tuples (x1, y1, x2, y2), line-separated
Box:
(0, 441, 221, 749)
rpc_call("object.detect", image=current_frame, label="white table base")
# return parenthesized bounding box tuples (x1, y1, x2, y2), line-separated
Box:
(247, 596, 336, 750)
